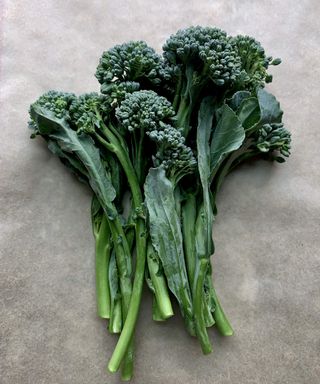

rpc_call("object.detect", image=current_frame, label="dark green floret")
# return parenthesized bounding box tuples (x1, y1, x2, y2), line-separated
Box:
(116, 90, 175, 132)
(102, 81, 140, 107)
(163, 26, 242, 86)
(96, 41, 166, 90)
(31, 90, 75, 119)
(148, 122, 196, 182)
(256, 122, 291, 157)
(69, 93, 110, 134)
(233, 35, 281, 89)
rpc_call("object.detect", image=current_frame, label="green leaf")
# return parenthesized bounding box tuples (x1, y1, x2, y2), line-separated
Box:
(237, 97, 260, 130)
(91, 195, 103, 238)
(227, 91, 251, 111)
(144, 167, 193, 323)
(210, 104, 245, 174)
(245, 89, 283, 135)
(47, 139, 89, 181)
(257, 88, 283, 125)
(196, 97, 215, 257)
(31, 105, 116, 213)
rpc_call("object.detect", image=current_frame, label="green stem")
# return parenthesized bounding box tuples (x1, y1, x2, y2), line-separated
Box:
(106, 217, 134, 379)
(134, 131, 145, 185)
(172, 74, 183, 111)
(96, 125, 147, 376)
(152, 296, 165, 321)
(202, 293, 215, 328)
(176, 96, 190, 136)
(95, 214, 111, 319)
(121, 346, 134, 381)
(147, 243, 173, 319)
(193, 259, 213, 354)
(207, 276, 233, 336)
(181, 194, 197, 290)
(109, 298, 122, 333)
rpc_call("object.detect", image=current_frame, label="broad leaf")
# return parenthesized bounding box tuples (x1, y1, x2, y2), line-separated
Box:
(257, 88, 283, 125)
(237, 97, 260, 130)
(245, 89, 284, 135)
(144, 167, 193, 322)
(227, 91, 251, 111)
(196, 97, 215, 257)
(47, 139, 89, 182)
(210, 104, 245, 175)
(30, 105, 116, 213)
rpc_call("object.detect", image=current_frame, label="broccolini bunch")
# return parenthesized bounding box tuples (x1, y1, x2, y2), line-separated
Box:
(28, 25, 290, 380)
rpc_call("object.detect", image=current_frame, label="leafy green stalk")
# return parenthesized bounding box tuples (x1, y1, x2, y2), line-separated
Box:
(92, 198, 112, 319)
(30, 103, 134, 376)
(147, 242, 174, 319)
(181, 193, 197, 290)
(92, 125, 147, 375)
(193, 259, 212, 354)
(108, 251, 122, 334)
(145, 168, 195, 335)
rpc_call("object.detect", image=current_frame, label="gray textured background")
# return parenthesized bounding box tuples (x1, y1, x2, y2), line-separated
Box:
(1, 1, 320, 383)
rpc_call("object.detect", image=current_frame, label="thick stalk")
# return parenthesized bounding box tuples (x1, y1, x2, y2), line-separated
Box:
(176, 68, 206, 137)
(172, 73, 183, 111)
(134, 131, 145, 185)
(109, 299, 122, 333)
(147, 243, 173, 319)
(107, 222, 132, 310)
(95, 214, 111, 319)
(181, 194, 197, 289)
(106, 216, 134, 379)
(207, 276, 233, 336)
(193, 259, 213, 354)
(202, 292, 215, 328)
(108, 250, 122, 334)
(176, 96, 191, 136)
(97, 126, 147, 375)
(152, 295, 165, 321)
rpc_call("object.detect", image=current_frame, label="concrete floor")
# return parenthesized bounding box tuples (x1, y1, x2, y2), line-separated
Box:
(1, 1, 320, 383)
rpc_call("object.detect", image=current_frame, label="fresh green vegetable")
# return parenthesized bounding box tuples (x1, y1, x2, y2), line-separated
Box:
(29, 25, 290, 380)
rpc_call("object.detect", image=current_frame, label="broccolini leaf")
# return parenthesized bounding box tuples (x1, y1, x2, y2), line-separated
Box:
(144, 167, 193, 325)
(196, 97, 215, 257)
(257, 88, 283, 125)
(47, 139, 89, 182)
(236, 97, 260, 130)
(244, 89, 283, 135)
(30, 105, 117, 214)
(227, 91, 251, 111)
(210, 104, 245, 174)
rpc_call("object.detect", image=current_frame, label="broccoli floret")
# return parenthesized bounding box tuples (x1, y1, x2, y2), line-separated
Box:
(96, 41, 166, 90)
(115, 90, 175, 132)
(163, 26, 242, 86)
(256, 122, 291, 157)
(28, 90, 76, 137)
(69, 93, 111, 134)
(116, 90, 195, 184)
(163, 26, 243, 135)
(102, 81, 140, 107)
(148, 122, 196, 183)
(115, 90, 176, 182)
(233, 35, 281, 90)
(30, 90, 75, 119)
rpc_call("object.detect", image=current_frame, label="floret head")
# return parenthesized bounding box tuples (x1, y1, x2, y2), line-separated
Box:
(96, 41, 165, 88)
(69, 93, 110, 134)
(115, 90, 175, 132)
(163, 26, 242, 86)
